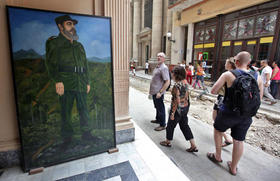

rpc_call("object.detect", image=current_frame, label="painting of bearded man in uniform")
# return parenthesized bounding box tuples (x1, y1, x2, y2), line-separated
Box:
(6, 6, 115, 172)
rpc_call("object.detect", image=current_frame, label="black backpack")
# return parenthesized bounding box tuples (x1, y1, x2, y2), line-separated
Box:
(166, 71, 172, 91)
(227, 69, 260, 117)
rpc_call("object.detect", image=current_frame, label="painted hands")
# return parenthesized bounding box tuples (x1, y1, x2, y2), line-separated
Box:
(56, 82, 64, 96)
(87, 85, 90, 94)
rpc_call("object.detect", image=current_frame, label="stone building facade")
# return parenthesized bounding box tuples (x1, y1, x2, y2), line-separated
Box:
(169, 0, 280, 80)
(131, 0, 174, 71)
(132, 0, 280, 81)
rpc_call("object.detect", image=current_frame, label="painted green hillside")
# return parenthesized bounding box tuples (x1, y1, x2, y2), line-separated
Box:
(13, 57, 115, 169)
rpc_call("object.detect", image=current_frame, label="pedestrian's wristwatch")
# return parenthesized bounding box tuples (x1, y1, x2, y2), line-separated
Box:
(159, 90, 163, 94)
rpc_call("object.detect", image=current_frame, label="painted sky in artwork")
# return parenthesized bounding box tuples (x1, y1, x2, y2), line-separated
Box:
(7, 7, 112, 58)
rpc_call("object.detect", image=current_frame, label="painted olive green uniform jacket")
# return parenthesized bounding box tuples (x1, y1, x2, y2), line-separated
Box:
(45, 33, 90, 93)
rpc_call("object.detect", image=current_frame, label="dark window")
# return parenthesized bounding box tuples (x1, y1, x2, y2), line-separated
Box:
(224, 11, 278, 40)
(221, 46, 231, 60)
(233, 42, 243, 56)
(255, 11, 278, 36)
(276, 35, 280, 63)
(223, 21, 238, 40)
(238, 17, 255, 39)
(204, 48, 215, 60)
(184, 26, 188, 60)
(195, 21, 205, 29)
(224, 12, 240, 21)
(162, 36, 166, 53)
(204, 26, 216, 42)
(205, 17, 218, 26)
(258, 43, 272, 60)
(224, 0, 279, 21)
(219, 46, 231, 76)
(194, 19, 218, 80)
(195, 29, 205, 44)
(168, 0, 179, 6)
(239, 7, 258, 17)
(146, 45, 150, 60)
(258, 0, 279, 13)
(246, 41, 257, 60)
(144, 0, 153, 28)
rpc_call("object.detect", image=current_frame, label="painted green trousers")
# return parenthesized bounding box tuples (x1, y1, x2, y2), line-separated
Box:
(59, 91, 90, 139)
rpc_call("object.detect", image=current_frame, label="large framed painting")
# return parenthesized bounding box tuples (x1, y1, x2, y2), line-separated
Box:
(6, 6, 116, 172)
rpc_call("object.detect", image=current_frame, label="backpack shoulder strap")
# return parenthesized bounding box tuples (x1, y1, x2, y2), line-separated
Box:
(248, 70, 258, 80)
(230, 69, 242, 78)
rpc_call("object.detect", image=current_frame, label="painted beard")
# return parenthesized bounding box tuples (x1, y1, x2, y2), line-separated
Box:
(63, 27, 79, 41)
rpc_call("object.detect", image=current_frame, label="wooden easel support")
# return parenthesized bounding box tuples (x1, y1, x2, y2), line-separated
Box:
(108, 147, 119, 154)
(29, 167, 44, 175)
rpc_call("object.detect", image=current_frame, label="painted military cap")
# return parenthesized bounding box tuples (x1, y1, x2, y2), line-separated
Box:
(55, 15, 78, 25)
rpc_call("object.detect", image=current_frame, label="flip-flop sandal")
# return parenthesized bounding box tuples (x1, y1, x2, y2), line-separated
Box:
(160, 141, 171, 147)
(186, 147, 198, 152)
(222, 141, 232, 147)
(207, 153, 223, 163)
(227, 161, 238, 176)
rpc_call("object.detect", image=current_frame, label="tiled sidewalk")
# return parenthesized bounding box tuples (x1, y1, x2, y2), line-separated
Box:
(0, 124, 188, 181)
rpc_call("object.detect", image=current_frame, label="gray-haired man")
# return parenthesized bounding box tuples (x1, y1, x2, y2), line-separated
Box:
(149, 52, 170, 131)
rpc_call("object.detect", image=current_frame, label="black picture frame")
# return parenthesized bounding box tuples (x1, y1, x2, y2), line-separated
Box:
(6, 6, 116, 172)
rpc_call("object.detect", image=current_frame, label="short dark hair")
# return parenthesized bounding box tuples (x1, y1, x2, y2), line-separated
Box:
(251, 60, 256, 65)
(172, 66, 186, 81)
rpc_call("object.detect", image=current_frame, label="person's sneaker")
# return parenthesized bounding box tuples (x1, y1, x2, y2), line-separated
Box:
(151, 120, 160, 124)
(154, 126, 166, 131)
(271, 100, 277, 105)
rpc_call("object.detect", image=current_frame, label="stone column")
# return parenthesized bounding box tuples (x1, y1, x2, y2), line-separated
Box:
(94, 0, 104, 16)
(186, 23, 194, 65)
(165, 9, 172, 60)
(130, 1, 133, 60)
(132, 0, 141, 61)
(170, 23, 185, 65)
(104, 0, 134, 144)
(141, 0, 144, 30)
(150, 0, 163, 61)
